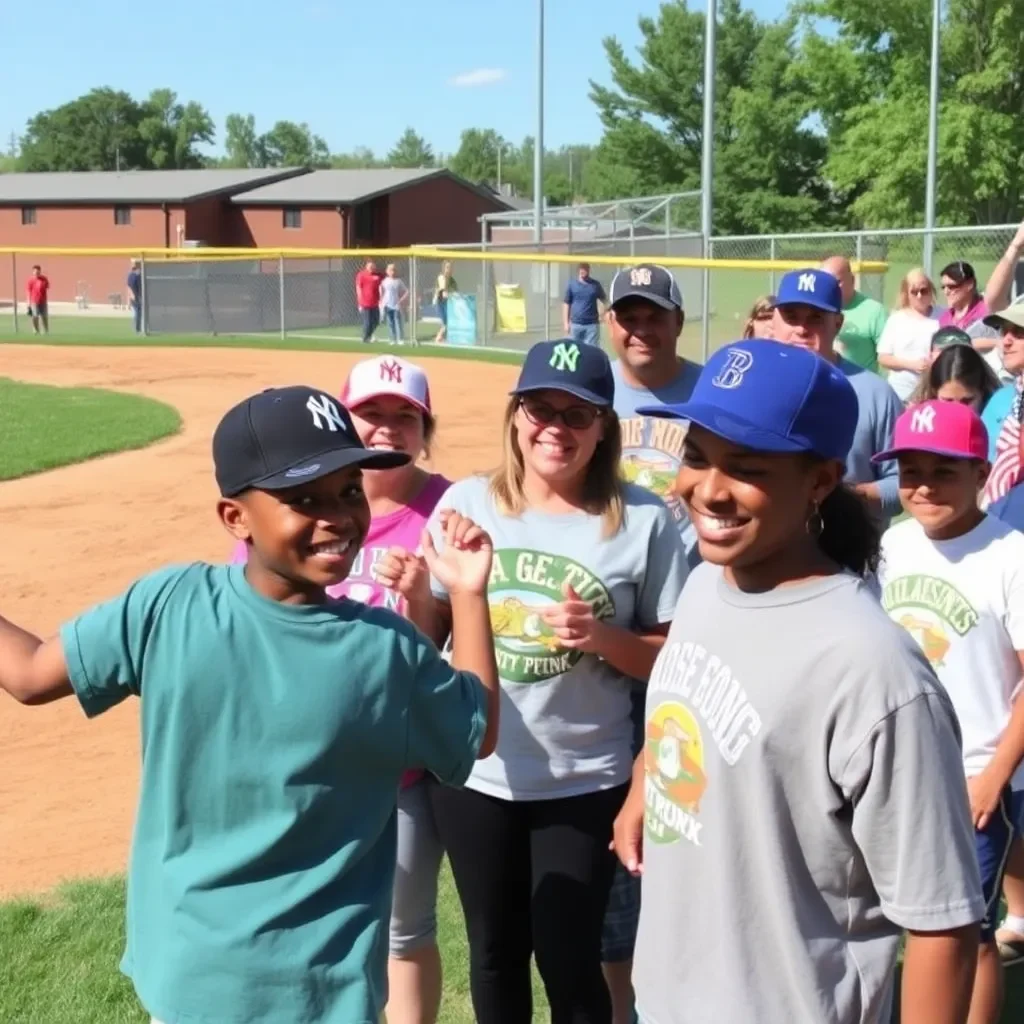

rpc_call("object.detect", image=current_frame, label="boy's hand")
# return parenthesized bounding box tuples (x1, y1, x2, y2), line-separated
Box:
(421, 511, 492, 596)
(611, 782, 645, 876)
(373, 547, 431, 606)
(967, 768, 1006, 830)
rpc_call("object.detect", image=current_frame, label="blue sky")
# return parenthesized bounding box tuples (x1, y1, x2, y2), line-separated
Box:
(0, 0, 790, 159)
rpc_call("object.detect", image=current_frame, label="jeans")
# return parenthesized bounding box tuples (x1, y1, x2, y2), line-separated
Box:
(431, 782, 627, 1024)
(131, 299, 142, 333)
(569, 322, 600, 346)
(360, 306, 380, 342)
(384, 307, 403, 342)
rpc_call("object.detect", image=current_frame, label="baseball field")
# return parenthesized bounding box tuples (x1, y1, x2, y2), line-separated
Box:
(0, 331, 1021, 1023)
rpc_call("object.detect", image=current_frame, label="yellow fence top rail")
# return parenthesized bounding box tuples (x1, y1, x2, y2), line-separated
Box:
(0, 246, 888, 274)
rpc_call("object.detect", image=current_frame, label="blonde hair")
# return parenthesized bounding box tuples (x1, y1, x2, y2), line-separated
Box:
(488, 396, 625, 536)
(896, 268, 935, 311)
(743, 295, 776, 339)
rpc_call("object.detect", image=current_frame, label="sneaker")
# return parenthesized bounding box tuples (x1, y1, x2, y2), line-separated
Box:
(996, 931, 1024, 967)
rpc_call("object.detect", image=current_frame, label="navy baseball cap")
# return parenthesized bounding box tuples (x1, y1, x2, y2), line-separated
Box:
(213, 385, 409, 497)
(609, 264, 683, 311)
(775, 268, 843, 314)
(511, 338, 615, 407)
(637, 339, 859, 462)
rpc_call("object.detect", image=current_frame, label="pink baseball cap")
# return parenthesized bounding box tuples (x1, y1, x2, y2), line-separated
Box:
(872, 399, 989, 463)
(341, 355, 432, 415)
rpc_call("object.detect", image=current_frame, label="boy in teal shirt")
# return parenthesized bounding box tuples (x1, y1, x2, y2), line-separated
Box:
(0, 385, 499, 1024)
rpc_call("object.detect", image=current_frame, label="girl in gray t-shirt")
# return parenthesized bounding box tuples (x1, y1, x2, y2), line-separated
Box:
(616, 339, 984, 1024)
(426, 339, 688, 1023)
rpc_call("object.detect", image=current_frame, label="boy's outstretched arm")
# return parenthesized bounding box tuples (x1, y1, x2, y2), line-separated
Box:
(0, 616, 72, 705)
(422, 511, 500, 759)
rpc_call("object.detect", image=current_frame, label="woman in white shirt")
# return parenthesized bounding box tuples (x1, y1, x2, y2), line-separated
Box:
(877, 268, 942, 402)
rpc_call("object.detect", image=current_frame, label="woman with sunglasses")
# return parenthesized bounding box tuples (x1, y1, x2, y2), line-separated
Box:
(612, 339, 984, 1024)
(876, 268, 941, 402)
(423, 339, 688, 1024)
(908, 341, 1001, 413)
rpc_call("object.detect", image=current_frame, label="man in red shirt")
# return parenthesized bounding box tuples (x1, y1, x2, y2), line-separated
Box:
(26, 265, 50, 335)
(355, 259, 384, 344)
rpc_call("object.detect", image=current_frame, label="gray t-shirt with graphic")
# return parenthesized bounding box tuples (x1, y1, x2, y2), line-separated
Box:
(429, 474, 688, 800)
(612, 359, 703, 566)
(635, 564, 984, 1024)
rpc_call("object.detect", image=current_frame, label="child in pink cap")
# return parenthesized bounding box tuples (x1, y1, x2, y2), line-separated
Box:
(231, 354, 452, 1024)
(876, 399, 1024, 1024)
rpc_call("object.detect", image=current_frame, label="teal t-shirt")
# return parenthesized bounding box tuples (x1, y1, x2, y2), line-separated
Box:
(60, 562, 486, 1024)
(838, 291, 888, 373)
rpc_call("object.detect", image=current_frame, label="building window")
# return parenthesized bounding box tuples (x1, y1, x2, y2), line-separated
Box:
(114, 206, 132, 226)
(353, 202, 377, 241)
(283, 207, 302, 229)
(21, 207, 37, 226)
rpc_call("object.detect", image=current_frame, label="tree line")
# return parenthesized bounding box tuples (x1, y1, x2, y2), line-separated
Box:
(3, 0, 1022, 234)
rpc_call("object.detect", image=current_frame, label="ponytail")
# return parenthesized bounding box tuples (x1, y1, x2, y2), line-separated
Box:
(817, 484, 881, 577)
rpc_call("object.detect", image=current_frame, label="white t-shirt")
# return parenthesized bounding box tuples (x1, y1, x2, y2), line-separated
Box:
(876, 308, 940, 401)
(879, 515, 1024, 787)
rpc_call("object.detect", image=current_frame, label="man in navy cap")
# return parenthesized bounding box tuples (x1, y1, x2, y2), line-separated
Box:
(772, 268, 903, 528)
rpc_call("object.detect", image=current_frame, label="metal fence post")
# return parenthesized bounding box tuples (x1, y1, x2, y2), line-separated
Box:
(410, 253, 418, 345)
(544, 261, 551, 340)
(701, 238, 711, 362)
(769, 237, 778, 295)
(11, 253, 18, 334)
(278, 255, 286, 339)
(140, 255, 148, 336)
(855, 234, 864, 289)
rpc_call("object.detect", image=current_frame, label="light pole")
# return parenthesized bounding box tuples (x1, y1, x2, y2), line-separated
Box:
(699, 0, 717, 359)
(924, 0, 941, 276)
(534, 0, 545, 244)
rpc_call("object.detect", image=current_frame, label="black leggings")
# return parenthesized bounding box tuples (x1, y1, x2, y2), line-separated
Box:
(431, 782, 628, 1024)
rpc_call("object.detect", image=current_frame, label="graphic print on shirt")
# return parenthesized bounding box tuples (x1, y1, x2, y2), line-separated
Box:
(488, 548, 613, 683)
(619, 414, 688, 524)
(644, 640, 762, 848)
(881, 574, 979, 666)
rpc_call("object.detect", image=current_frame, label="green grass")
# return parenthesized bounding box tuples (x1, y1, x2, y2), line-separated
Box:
(0, 870, 1019, 1023)
(0, 379, 181, 481)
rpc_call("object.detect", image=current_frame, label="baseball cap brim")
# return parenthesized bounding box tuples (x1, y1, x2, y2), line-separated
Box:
(511, 382, 613, 407)
(636, 401, 815, 454)
(610, 289, 678, 311)
(871, 444, 983, 464)
(239, 446, 409, 494)
(775, 295, 841, 314)
(346, 388, 431, 415)
(983, 305, 1024, 331)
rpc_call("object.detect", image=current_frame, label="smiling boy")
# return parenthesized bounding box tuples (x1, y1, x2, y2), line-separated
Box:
(876, 399, 1024, 1024)
(0, 385, 499, 1024)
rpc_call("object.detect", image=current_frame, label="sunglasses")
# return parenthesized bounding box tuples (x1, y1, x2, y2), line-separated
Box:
(519, 397, 603, 430)
(909, 287, 932, 297)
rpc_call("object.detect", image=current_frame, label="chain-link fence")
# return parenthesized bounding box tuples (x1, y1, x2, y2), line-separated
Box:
(709, 225, 1020, 351)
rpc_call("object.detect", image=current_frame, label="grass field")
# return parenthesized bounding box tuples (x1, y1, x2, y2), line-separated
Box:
(0, 378, 181, 481)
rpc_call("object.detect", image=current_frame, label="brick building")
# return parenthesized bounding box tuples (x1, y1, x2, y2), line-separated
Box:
(0, 168, 511, 305)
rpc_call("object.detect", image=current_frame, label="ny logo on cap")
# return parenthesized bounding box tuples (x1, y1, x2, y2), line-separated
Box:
(630, 267, 653, 287)
(910, 406, 936, 433)
(798, 273, 817, 293)
(306, 393, 348, 432)
(713, 348, 754, 390)
(380, 359, 403, 383)
(549, 342, 581, 373)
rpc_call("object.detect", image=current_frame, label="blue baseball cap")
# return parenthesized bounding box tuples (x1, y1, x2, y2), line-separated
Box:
(636, 339, 859, 462)
(511, 338, 615, 407)
(775, 268, 843, 314)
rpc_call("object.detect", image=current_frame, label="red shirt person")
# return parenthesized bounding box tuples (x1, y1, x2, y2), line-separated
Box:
(355, 260, 384, 344)
(26, 265, 50, 335)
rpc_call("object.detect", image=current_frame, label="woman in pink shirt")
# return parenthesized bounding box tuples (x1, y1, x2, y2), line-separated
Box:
(231, 355, 451, 1024)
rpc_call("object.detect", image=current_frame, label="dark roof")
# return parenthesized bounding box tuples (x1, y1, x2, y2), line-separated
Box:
(0, 168, 308, 204)
(232, 168, 515, 209)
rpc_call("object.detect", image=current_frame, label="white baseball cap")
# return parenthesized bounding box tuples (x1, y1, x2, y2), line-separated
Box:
(342, 356, 432, 415)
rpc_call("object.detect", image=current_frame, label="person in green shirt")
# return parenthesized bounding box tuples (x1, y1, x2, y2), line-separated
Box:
(822, 255, 889, 373)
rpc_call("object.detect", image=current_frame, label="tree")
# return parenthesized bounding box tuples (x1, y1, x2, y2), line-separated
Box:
(796, 0, 1024, 226)
(387, 128, 435, 168)
(330, 148, 382, 169)
(260, 120, 330, 168)
(137, 89, 214, 169)
(19, 88, 148, 171)
(224, 113, 266, 168)
(449, 129, 508, 185)
(586, 0, 835, 233)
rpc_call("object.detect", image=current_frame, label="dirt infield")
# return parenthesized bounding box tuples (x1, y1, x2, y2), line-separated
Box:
(0, 344, 517, 898)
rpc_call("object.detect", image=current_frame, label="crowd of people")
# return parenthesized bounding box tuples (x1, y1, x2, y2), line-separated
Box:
(4, 243, 1024, 1024)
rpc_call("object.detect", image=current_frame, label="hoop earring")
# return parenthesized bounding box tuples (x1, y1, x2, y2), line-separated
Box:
(806, 502, 824, 538)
